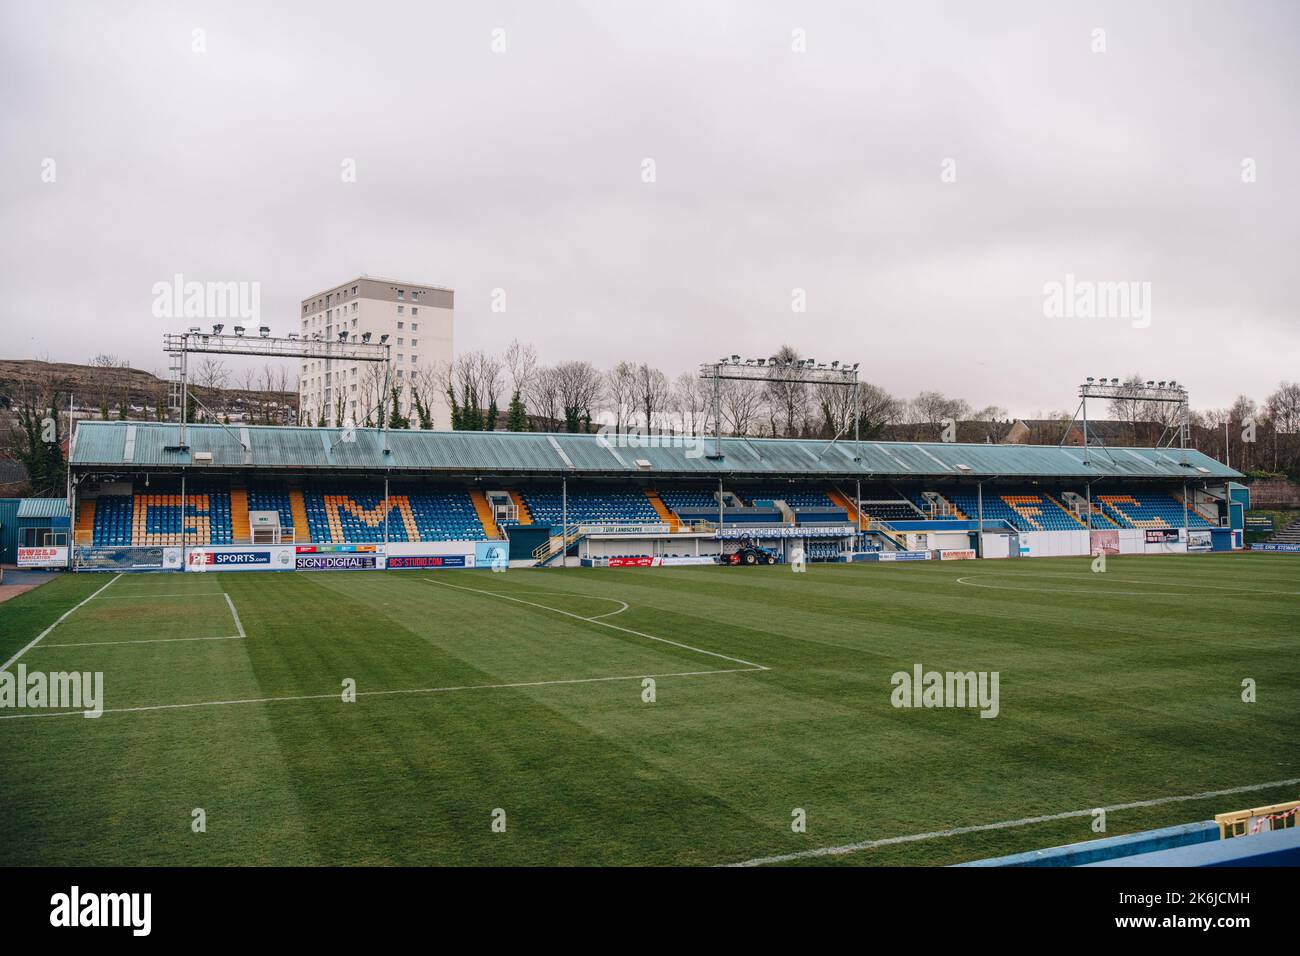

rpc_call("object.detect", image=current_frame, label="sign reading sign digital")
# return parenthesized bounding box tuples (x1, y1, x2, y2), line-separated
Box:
(295, 554, 377, 570)
(387, 555, 467, 570)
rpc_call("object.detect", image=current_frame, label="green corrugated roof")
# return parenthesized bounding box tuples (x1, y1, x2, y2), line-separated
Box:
(16, 497, 71, 519)
(68, 421, 1241, 480)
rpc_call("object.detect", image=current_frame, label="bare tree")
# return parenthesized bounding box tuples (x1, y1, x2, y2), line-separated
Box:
(671, 370, 709, 436)
(526, 365, 564, 431)
(1263, 382, 1300, 472)
(503, 339, 537, 396)
(605, 362, 637, 434)
(764, 345, 809, 438)
(631, 363, 670, 431)
(721, 379, 764, 436)
(553, 360, 604, 432)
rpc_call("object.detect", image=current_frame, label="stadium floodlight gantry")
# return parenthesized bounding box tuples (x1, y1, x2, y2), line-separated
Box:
(162, 327, 392, 450)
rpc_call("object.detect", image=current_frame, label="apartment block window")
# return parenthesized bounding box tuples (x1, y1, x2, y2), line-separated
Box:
(351, 318, 357, 328)
(397, 306, 404, 315)
(396, 354, 404, 362)
(351, 286, 358, 295)
(396, 338, 403, 346)
(411, 323, 418, 331)
(352, 303, 357, 312)
(397, 289, 405, 299)
(411, 307, 418, 316)
(410, 354, 418, 365)
(396, 369, 404, 378)
(397, 321, 404, 330)
(411, 339, 417, 347)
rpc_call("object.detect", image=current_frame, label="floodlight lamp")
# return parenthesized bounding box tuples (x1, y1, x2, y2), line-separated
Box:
(380, 334, 389, 344)
(1086, 377, 1094, 382)
(234, 325, 245, 335)
(212, 323, 224, 334)
(361, 332, 372, 343)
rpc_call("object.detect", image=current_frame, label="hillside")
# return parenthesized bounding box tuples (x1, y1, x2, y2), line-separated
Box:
(0, 358, 297, 422)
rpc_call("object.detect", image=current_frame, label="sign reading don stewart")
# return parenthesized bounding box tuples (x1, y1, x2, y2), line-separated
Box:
(295, 554, 377, 570)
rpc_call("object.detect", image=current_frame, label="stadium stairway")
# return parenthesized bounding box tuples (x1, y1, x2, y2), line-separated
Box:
(75, 498, 95, 545)
(230, 485, 250, 543)
(1045, 492, 1087, 528)
(508, 490, 533, 524)
(934, 492, 966, 519)
(1002, 495, 1046, 530)
(470, 488, 502, 538)
(827, 487, 862, 525)
(644, 489, 682, 531)
(289, 488, 309, 542)
(1176, 492, 1219, 525)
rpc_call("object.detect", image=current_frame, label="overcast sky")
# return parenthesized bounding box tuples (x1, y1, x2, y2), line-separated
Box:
(1, 0, 1295, 415)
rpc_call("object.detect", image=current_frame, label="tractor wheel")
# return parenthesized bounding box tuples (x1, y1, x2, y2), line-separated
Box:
(744, 552, 758, 565)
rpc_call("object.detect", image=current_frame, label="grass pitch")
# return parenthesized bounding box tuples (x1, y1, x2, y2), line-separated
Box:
(0, 555, 1296, 866)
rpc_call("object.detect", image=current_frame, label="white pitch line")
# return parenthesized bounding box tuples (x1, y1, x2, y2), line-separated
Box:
(425, 577, 768, 671)
(33, 592, 247, 649)
(36, 635, 244, 649)
(0, 573, 121, 671)
(224, 593, 246, 639)
(585, 600, 630, 620)
(0, 666, 759, 721)
(726, 776, 1300, 867)
(94, 592, 227, 600)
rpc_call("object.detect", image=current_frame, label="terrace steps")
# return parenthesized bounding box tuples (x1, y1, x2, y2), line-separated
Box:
(1045, 492, 1087, 527)
(230, 486, 250, 543)
(289, 488, 309, 542)
(644, 489, 682, 531)
(75, 498, 96, 544)
(826, 487, 862, 525)
(508, 490, 533, 524)
(470, 488, 502, 538)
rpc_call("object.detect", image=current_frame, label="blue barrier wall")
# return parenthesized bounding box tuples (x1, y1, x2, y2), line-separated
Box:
(956, 821, 1219, 867)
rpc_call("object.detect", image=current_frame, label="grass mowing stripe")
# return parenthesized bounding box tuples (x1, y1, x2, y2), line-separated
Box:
(0, 666, 761, 721)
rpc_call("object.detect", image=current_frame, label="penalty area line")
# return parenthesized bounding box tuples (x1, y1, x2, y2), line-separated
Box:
(0, 573, 122, 671)
(424, 577, 768, 671)
(0, 666, 761, 721)
(725, 776, 1300, 867)
(33, 593, 248, 649)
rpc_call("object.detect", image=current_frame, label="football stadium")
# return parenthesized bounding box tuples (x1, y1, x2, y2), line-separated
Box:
(4, 5, 1300, 931)
(1, 417, 1295, 868)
